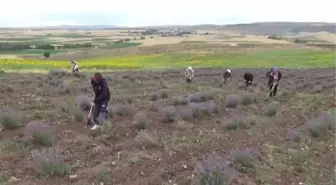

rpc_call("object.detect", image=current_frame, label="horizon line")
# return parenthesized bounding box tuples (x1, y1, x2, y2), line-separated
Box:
(0, 21, 335, 29)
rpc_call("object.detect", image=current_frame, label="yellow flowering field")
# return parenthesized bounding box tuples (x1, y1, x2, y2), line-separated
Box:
(0, 49, 335, 72)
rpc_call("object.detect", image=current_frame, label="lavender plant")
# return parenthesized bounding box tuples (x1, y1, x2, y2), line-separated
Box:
(24, 121, 55, 147)
(30, 147, 70, 177)
(159, 106, 179, 123)
(0, 108, 22, 130)
(76, 94, 91, 111)
(195, 155, 236, 185)
(225, 95, 239, 108)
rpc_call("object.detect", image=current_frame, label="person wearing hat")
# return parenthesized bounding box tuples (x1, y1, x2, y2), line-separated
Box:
(185, 66, 195, 83)
(266, 67, 282, 97)
(90, 72, 111, 130)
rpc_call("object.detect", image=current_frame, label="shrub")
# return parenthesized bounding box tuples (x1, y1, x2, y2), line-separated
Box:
(313, 85, 323, 93)
(43, 52, 50, 58)
(172, 96, 188, 106)
(57, 82, 70, 94)
(49, 78, 63, 86)
(159, 106, 179, 123)
(287, 128, 302, 142)
(303, 111, 334, 137)
(135, 130, 160, 148)
(76, 95, 91, 111)
(111, 103, 134, 116)
(223, 116, 247, 130)
(72, 107, 84, 122)
(188, 92, 213, 103)
(24, 121, 55, 147)
(195, 155, 236, 185)
(240, 93, 253, 105)
(117, 96, 133, 104)
(179, 107, 194, 121)
(150, 90, 168, 101)
(188, 103, 203, 119)
(0, 109, 21, 130)
(133, 112, 149, 130)
(30, 147, 70, 178)
(186, 100, 217, 119)
(201, 100, 218, 115)
(225, 95, 239, 108)
(48, 69, 66, 77)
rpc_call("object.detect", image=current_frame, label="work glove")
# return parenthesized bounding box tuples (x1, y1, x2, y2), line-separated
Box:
(90, 102, 95, 107)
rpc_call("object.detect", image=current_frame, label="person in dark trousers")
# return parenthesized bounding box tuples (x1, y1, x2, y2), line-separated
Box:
(266, 67, 282, 97)
(185, 66, 194, 83)
(243, 72, 253, 88)
(71, 60, 79, 73)
(90, 72, 110, 130)
(223, 69, 233, 83)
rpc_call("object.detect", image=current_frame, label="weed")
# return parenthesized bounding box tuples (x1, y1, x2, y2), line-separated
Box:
(231, 148, 259, 173)
(30, 147, 70, 178)
(0, 171, 9, 185)
(0, 109, 21, 130)
(72, 107, 84, 122)
(24, 121, 55, 147)
(0, 140, 25, 154)
(224, 116, 247, 130)
(135, 130, 160, 148)
(97, 168, 110, 181)
(133, 111, 149, 130)
(240, 93, 254, 105)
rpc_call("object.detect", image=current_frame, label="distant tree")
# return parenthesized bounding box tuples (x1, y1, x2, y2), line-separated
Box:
(43, 52, 50, 58)
(140, 36, 146, 40)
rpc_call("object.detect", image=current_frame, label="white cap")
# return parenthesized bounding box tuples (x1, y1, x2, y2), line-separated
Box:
(187, 66, 192, 70)
(227, 69, 231, 73)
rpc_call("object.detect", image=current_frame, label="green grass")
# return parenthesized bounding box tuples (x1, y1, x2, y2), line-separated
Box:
(103, 42, 142, 49)
(0, 49, 66, 55)
(46, 33, 100, 38)
(0, 48, 334, 71)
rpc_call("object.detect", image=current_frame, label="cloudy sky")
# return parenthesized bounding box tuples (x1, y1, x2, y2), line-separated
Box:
(1, 0, 335, 27)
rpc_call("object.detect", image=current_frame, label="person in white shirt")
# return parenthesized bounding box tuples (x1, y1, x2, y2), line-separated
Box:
(71, 60, 79, 73)
(185, 66, 195, 83)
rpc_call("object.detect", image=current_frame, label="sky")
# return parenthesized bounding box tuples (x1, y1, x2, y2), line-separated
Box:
(1, 0, 335, 27)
